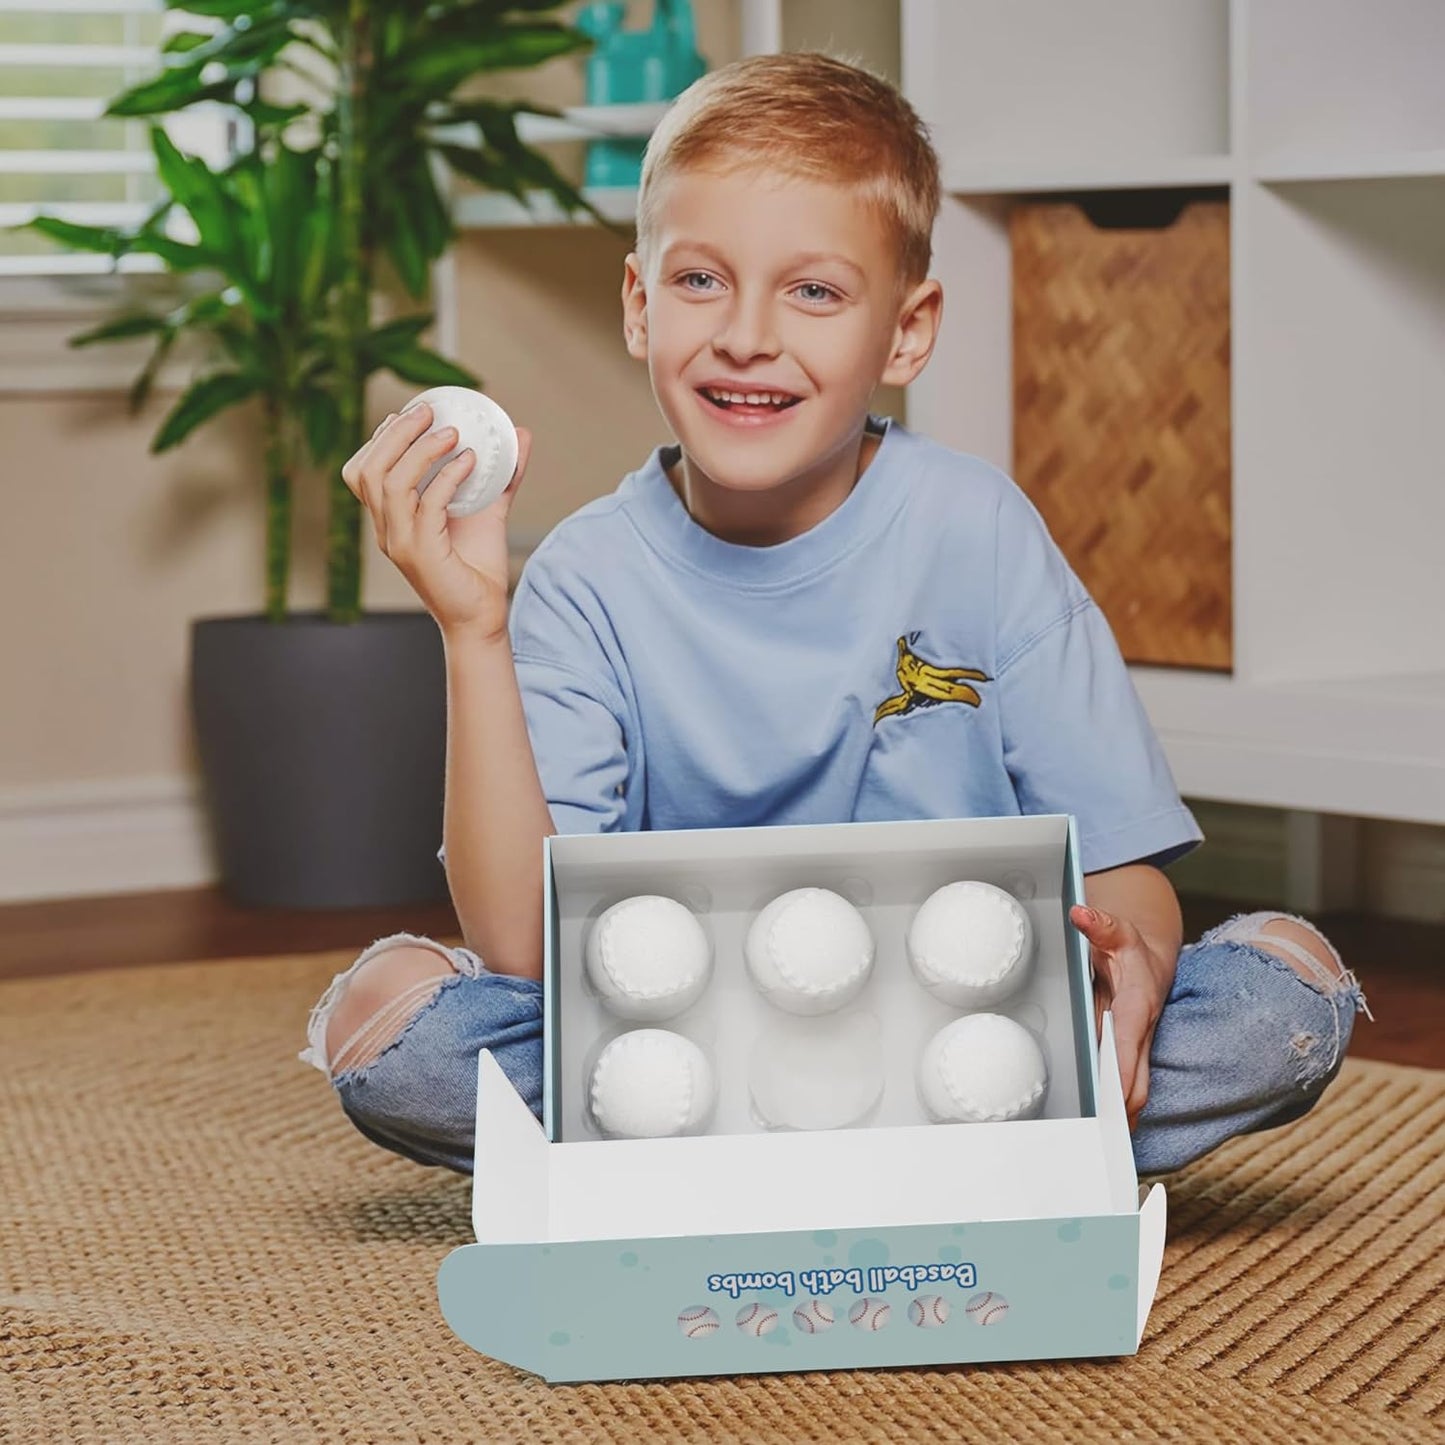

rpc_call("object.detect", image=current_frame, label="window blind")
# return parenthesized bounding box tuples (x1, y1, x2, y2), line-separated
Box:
(0, 0, 227, 274)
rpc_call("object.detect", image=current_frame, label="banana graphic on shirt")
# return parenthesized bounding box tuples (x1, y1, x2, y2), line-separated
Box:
(874, 634, 991, 724)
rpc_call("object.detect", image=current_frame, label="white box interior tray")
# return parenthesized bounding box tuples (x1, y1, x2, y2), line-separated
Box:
(544, 815, 1095, 1143)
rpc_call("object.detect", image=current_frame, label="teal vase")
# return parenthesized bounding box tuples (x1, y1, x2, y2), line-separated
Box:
(575, 0, 707, 188)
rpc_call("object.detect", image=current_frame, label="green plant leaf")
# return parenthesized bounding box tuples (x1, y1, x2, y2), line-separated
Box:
(150, 128, 238, 258)
(366, 314, 434, 348)
(129, 329, 178, 413)
(365, 340, 477, 389)
(164, 0, 278, 15)
(296, 203, 336, 312)
(68, 313, 168, 348)
(15, 215, 128, 257)
(261, 144, 314, 304)
(408, 2, 584, 49)
(151, 370, 263, 452)
(127, 227, 212, 272)
(210, 317, 262, 370)
(107, 18, 294, 117)
(241, 97, 309, 128)
(225, 154, 270, 284)
(298, 385, 343, 465)
(394, 24, 589, 96)
(431, 96, 565, 135)
(433, 143, 529, 208)
(156, 15, 291, 72)
(105, 71, 233, 118)
(434, 137, 618, 231)
(131, 281, 240, 414)
(398, 160, 453, 260)
(381, 204, 430, 298)
(161, 31, 213, 54)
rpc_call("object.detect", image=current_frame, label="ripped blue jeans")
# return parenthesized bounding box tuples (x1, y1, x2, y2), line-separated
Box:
(298, 910, 1368, 1177)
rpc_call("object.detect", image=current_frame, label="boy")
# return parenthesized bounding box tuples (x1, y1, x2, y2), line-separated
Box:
(299, 53, 1366, 1176)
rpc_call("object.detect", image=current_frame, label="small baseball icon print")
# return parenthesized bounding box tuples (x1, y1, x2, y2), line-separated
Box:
(965, 1291, 1010, 1326)
(907, 1294, 951, 1328)
(792, 1299, 836, 1334)
(848, 1297, 891, 1331)
(736, 1302, 780, 1336)
(677, 1305, 720, 1338)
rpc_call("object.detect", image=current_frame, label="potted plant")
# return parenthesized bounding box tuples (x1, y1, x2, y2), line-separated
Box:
(22, 0, 620, 908)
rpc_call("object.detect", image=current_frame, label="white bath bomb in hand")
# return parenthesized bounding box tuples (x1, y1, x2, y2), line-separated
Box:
(917, 1013, 1049, 1123)
(585, 895, 712, 1021)
(406, 385, 519, 517)
(589, 1029, 716, 1138)
(745, 888, 876, 1015)
(907, 880, 1034, 1007)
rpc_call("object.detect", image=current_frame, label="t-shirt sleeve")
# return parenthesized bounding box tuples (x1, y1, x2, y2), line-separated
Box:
(436, 552, 632, 868)
(993, 484, 1203, 875)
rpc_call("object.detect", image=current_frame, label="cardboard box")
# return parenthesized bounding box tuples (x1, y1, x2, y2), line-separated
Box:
(438, 814, 1167, 1382)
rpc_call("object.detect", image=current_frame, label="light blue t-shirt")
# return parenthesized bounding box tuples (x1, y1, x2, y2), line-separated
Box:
(489, 414, 1201, 875)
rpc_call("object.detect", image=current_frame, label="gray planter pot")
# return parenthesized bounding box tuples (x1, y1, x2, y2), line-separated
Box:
(190, 610, 450, 909)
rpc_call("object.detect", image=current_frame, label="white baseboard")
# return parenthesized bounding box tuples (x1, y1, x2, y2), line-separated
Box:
(0, 775, 216, 904)
(1361, 818, 1445, 925)
(1171, 799, 1445, 924)
(1167, 800, 1287, 905)
(2, 777, 1442, 924)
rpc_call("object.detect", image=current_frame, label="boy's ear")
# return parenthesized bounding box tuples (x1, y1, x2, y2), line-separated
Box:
(880, 278, 943, 389)
(622, 252, 648, 359)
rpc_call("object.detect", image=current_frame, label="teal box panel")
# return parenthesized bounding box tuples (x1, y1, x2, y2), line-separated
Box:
(439, 1215, 1142, 1383)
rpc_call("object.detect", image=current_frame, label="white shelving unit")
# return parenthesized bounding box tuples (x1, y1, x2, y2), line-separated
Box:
(450, 0, 1445, 827)
(901, 0, 1445, 827)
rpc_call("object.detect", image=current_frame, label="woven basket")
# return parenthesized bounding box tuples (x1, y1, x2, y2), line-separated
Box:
(1011, 198, 1232, 670)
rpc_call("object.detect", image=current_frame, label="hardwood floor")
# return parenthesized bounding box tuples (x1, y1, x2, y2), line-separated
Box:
(0, 887, 1438, 1069)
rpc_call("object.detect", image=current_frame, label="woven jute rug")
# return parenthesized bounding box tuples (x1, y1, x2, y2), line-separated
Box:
(1, 951, 1441, 1443)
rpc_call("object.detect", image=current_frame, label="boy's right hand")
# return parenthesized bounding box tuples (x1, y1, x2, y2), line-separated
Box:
(340, 402, 532, 644)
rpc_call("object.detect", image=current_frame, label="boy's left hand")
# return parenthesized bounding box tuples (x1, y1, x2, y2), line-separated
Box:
(1068, 904, 1178, 1132)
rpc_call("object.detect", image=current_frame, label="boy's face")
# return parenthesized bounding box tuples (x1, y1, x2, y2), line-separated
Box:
(621, 164, 941, 516)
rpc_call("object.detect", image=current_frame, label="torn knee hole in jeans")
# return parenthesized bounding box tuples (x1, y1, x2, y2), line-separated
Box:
(1217, 911, 1371, 1011)
(329, 973, 452, 1076)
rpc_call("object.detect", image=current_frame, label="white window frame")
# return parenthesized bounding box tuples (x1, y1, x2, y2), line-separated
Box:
(0, 0, 237, 392)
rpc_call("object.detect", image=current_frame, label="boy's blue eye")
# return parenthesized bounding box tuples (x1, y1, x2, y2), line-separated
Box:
(677, 273, 839, 304)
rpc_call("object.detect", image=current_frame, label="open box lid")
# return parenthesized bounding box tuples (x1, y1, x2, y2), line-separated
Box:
(470, 1014, 1142, 1247)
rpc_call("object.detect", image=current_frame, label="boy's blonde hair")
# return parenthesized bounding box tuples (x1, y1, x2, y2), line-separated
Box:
(636, 52, 941, 295)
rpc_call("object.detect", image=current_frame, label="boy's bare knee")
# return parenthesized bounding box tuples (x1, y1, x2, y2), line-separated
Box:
(324, 944, 457, 1077)
(1253, 917, 1346, 987)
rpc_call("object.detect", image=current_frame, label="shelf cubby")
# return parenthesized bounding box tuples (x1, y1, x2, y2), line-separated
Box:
(1232, 176, 1445, 689)
(902, 0, 1231, 174)
(1244, 0, 1445, 165)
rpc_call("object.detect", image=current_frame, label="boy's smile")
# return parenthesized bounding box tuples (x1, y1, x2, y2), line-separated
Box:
(623, 165, 942, 547)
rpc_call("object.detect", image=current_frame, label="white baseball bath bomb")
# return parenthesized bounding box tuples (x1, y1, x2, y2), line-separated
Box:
(744, 888, 876, 1015)
(585, 895, 712, 1021)
(917, 1013, 1049, 1123)
(406, 385, 519, 517)
(588, 1029, 716, 1139)
(907, 880, 1035, 1007)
